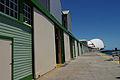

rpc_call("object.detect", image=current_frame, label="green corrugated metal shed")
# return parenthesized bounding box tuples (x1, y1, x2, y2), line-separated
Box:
(0, 15, 33, 80)
(0, 0, 91, 80)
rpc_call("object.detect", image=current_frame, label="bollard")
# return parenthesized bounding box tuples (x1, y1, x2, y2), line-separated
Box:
(119, 56, 120, 64)
(115, 48, 118, 56)
(118, 52, 120, 64)
(118, 51, 120, 64)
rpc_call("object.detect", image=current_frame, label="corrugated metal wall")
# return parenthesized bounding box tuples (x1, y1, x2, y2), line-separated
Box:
(67, 13, 72, 33)
(50, 0, 62, 24)
(38, 0, 50, 11)
(38, 0, 47, 8)
(0, 16, 32, 80)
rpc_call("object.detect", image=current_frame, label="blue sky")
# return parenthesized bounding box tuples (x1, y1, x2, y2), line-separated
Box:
(61, 0, 120, 49)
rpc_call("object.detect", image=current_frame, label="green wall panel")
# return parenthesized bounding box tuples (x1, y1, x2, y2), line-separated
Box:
(0, 16, 33, 80)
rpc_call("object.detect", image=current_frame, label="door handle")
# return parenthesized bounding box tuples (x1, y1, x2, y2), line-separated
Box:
(10, 59, 14, 65)
(9, 63, 12, 65)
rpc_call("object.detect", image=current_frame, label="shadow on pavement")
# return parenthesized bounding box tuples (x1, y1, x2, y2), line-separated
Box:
(116, 77, 120, 79)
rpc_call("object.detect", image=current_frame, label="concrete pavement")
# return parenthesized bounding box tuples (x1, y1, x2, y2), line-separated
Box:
(38, 52, 120, 80)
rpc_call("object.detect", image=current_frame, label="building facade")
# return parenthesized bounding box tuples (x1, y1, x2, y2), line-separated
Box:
(0, 0, 92, 80)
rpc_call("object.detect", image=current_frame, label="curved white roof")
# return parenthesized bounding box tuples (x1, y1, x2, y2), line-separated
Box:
(88, 39, 104, 50)
(87, 41, 95, 48)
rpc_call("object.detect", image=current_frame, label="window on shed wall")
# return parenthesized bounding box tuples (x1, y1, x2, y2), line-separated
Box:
(23, 3, 32, 25)
(0, 0, 18, 19)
